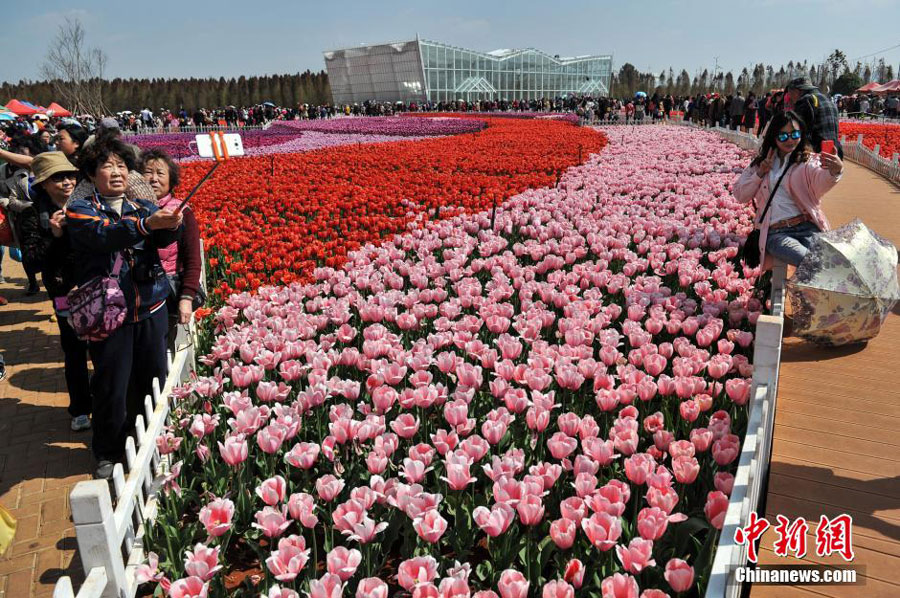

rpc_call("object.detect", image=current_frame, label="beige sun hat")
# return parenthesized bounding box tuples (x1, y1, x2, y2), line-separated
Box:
(31, 151, 78, 185)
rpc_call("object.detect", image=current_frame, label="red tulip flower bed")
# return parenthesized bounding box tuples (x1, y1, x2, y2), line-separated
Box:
(178, 118, 607, 297)
(838, 121, 900, 158)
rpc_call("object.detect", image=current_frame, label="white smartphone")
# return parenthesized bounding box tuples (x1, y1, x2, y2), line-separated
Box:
(194, 133, 245, 158)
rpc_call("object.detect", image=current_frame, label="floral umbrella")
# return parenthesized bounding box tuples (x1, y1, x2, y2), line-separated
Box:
(788, 219, 899, 346)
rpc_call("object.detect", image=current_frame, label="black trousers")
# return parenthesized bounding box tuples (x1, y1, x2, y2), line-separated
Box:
(57, 315, 92, 417)
(88, 307, 168, 460)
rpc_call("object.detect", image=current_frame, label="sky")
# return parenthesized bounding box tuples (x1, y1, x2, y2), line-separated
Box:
(2, 0, 899, 84)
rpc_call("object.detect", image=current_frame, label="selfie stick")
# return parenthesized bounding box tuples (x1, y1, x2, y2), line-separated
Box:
(174, 161, 220, 213)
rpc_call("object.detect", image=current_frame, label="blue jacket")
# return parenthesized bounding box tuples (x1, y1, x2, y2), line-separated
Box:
(66, 193, 180, 323)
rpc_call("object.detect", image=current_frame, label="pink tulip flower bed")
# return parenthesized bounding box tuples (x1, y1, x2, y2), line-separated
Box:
(141, 126, 760, 598)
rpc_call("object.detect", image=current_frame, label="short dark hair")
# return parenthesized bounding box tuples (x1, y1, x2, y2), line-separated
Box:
(57, 123, 89, 150)
(138, 148, 181, 190)
(77, 134, 137, 179)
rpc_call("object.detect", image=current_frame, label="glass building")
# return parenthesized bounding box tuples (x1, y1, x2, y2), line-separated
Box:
(324, 37, 612, 104)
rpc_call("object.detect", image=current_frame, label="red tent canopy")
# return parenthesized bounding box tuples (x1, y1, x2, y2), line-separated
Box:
(5, 99, 38, 115)
(873, 80, 900, 94)
(46, 102, 72, 117)
(857, 82, 881, 93)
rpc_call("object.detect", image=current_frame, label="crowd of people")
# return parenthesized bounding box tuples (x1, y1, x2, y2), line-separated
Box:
(1, 117, 202, 479)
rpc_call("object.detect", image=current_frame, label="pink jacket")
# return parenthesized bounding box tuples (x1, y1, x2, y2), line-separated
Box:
(157, 194, 179, 274)
(732, 155, 841, 270)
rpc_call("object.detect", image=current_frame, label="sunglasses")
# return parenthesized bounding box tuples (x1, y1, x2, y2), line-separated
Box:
(776, 130, 802, 142)
(49, 172, 77, 183)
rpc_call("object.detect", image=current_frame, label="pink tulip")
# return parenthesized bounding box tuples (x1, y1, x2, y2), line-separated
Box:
(413, 583, 440, 598)
(256, 475, 287, 506)
(285, 442, 320, 469)
(310, 574, 345, 598)
(616, 538, 656, 574)
(168, 577, 208, 598)
(317, 475, 346, 502)
(581, 512, 622, 551)
(600, 573, 639, 598)
(640, 591, 671, 598)
(266, 586, 301, 598)
(439, 576, 471, 598)
(550, 518, 577, 549)
(714, 472, 735, 496)
(542, 581, 574, 598)
(413, 509, 448, 543)
(671, 456, 700, 484)
(326, 546, 362, 581)
(516, 494, 545, 526)
(287, 492, 319, 528)
(563, 559, 585, 589)
(473, 503, 515, 537)
(217, 434, 248, 466)
(183, 543, 221, 581)
(498, 569, 529, 598)
(398, 556, 439, 590)
(266, 535, 310, 581)
(198, 497, 234, 537)
(252, 506, 291, 538)
(664, 559, 695, 593)
(357, 578, 389, 598)
(704, 491, 729, 529)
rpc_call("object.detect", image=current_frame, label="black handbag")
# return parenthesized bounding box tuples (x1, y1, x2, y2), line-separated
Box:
(167, 272, 207, 312)
(741, 161, 791, 268)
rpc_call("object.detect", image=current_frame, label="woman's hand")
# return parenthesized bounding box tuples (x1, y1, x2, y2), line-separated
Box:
(820, 152, 844, 176)
(49, 210, 66, 238)
(146, 208, 183, 231)
(178, 298, 193, 324)
(757, 148, 775, 177)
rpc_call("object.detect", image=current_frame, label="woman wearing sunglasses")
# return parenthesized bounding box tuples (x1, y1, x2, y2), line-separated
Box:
(17, 152, 94, 431)
(733, 110, 843, 269)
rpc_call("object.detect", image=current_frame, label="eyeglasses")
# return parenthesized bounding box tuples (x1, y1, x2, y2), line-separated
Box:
(776, 130, 802, 142)
(48, 172, 77, 183)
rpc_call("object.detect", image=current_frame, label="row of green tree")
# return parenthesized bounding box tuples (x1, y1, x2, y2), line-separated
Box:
(1, 71, 332, 114)
(613, 52, 896, 98)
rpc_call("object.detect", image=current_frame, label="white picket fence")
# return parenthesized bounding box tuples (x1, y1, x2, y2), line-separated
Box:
(121, 122, 272, 136)
(704, 264, 788, 598)
(839, 133, 900, 185)
(53, 242, 206, 598)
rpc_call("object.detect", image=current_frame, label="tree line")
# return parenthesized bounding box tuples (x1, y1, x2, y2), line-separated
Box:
(612, 51, 896, 99)
(1, 71, 332, 114)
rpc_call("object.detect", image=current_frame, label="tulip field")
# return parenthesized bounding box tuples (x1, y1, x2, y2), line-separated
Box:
(838, 121, 900, 158)
(141, 119, 762, 598)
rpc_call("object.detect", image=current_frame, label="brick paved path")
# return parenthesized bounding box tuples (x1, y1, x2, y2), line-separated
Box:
(0, 258, 90, 598)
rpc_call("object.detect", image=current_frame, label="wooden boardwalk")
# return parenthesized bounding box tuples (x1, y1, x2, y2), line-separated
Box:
(750, 162, 900, 598)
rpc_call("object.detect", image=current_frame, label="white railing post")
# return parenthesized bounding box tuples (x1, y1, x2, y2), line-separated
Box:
(70, 482, 127, 598)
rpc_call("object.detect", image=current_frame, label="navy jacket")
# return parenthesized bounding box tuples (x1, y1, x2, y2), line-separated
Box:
(66, 192, 180, 323)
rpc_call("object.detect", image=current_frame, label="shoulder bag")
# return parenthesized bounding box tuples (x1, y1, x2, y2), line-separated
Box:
(66, 253, 128, 341)
(741, 161, 791, 268)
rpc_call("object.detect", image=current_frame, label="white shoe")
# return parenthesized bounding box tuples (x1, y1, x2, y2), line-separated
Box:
(71, 415, 91, 431)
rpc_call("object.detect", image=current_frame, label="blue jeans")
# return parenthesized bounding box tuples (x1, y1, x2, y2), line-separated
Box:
(766, 220, 820, 266)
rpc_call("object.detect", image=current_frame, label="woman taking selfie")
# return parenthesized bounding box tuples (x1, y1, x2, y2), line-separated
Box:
(67, 136, 182, 479)
(733, 110, 844, 269)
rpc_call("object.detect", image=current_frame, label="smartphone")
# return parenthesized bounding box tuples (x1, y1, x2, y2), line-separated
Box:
(821, 140, 835, 155)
